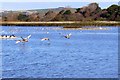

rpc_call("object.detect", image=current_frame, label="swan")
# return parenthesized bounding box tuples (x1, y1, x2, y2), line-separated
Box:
(16, 35, 31, 44)
(41, 38, 50, 41)
(0, 35, 17, 39)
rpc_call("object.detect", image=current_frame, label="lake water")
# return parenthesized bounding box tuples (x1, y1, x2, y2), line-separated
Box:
(0, 26, 118, 78)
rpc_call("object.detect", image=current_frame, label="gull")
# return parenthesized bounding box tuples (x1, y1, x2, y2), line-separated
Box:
(16, 35, 31, 44)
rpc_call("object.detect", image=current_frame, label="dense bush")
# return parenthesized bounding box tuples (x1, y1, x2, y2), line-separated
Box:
(17, 14, 30, 21)
(2, 3, 120, 21)
(63, 10, 72, 15)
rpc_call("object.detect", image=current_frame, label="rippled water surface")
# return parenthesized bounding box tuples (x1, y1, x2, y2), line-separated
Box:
(0, 26, 118, 78)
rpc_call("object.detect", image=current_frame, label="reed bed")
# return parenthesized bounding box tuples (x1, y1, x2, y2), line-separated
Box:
(1, 21, 120, 28)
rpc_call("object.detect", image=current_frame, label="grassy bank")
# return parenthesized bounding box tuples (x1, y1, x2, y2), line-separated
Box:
(0, 21, 120, 28)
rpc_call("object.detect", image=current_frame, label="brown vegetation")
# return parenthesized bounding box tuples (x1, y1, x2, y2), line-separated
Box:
(1, 3, 120, 22)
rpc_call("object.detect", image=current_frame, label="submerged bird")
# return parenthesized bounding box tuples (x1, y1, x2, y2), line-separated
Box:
(16, 35, 31, 44)
(64, 33, 72, 39)
(41, 38, 50, 41)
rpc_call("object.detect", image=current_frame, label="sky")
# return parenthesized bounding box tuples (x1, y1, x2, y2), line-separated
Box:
(1, 2, 119, 11)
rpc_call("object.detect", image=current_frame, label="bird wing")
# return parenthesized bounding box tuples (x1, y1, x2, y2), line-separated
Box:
(41, 38, 45, 41)
(16, 40, 21, 44)
(68, 33, 72, 36)
(27, 35, 31, 39)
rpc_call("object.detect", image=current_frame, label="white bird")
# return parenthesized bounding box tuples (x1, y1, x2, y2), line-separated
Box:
(16, 35, 31, 44)
(64, 33, 72, 39)
(41, 38, 50, 41)
(16, 40, 21, 44)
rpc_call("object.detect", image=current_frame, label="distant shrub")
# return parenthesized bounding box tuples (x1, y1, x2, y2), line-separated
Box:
(76, 8, 80, 13)
(63, 10, 72, 15)
(17, 14, 30, 21)
(105, 4, 120, 21)
(3, 16, 7, 21)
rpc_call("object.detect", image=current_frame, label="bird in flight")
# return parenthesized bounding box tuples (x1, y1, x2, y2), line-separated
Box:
(64, 33, 72, 39)
(16, 35, 31, 44)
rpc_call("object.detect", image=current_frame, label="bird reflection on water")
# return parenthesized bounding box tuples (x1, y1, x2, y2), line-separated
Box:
(17, 43, 30, 54)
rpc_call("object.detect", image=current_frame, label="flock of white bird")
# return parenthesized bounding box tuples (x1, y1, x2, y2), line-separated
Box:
(0, 32, 72, 44)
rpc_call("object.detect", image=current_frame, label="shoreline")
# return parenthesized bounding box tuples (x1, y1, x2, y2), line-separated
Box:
(0, 21, 120, 28)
